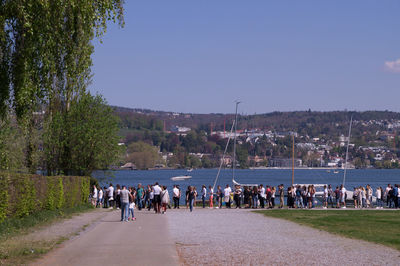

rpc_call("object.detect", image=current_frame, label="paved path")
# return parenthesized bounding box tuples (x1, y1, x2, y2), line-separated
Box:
(33, 210, 179, 266)
(167, 208, 400, 266)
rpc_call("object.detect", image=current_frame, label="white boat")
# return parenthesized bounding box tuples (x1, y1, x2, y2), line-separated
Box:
(170, 175, 192, 181)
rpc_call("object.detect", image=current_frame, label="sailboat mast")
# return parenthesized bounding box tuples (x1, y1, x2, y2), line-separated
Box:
(292, 134, 295, 186)
(232, 101, 240, 182)
(343, 115, 353, 186)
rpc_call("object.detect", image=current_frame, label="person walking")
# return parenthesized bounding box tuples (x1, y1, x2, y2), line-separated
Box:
(224, 184, 232, 208)
(153, 182, 162, 214)
(266, 186, 272, 208)
(216, 186, 223, 208)
(295, 185, 303, 208)
(91, 185, 98, 206)
(259, 185, 265, 208)
(251, 186, 258, 209)
(327, 184, 334, 208)
(185, 186, 191, 209)
(397, 184, 400, 209)
(188, 186, 195, 212)
(173, 185, 180, 209)
(243, 186, 250, 208)
(234, 185, 242, 208)
(107, 184, 114, 209)
(120, 185, 130, 222)
(137, 184, 144, 210)
(201, 185, 207, 208)
(278, 184, 284, 208)
(115, 184, 121, 210)
(340, 184, 347, 208)
(270, 186, 276, 208)
(103, 186, 109, 208)
(323, 185, 328, 209)
(128, 187, 136, 221)
(353, 187, 359, 208)
(96, 187, 103, 208)
(376, 186, 383, 209)
(148, 185, 154, 211)
(209, 185, 214, 208)
(161, 186, 170, 214)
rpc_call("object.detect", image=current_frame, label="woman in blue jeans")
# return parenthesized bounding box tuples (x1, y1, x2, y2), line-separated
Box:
(188, 186, 195, 212)
(251, 186, 258, 209)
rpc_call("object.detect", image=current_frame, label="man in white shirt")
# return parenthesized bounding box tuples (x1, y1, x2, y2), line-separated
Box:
(340, 184, 347, 208)
(201, 185, 207, 208)
(108, 184, 114, 209)
(224, 184, 232, 208)
(259, 185, 266, 208)
(323, 185, 328, 209)
(173, 185, 180, 209)
(153, 182, 162, 213)
(91, 185, 98, 206)
(97, 188, 103, 208)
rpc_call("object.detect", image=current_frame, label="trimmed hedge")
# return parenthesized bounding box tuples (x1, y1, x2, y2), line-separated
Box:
(0, 172, 90, 222)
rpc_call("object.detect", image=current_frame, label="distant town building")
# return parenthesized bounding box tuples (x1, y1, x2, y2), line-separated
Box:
(268, 158, 302, 168)
(170, 126, 191, 133)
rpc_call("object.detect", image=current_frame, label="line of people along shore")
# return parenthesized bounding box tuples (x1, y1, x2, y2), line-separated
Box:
(90, 183, 400, 220)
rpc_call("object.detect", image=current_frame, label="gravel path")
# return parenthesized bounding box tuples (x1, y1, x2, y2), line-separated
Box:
(167, 208, 400, 266)
(33, 210, 179, 266)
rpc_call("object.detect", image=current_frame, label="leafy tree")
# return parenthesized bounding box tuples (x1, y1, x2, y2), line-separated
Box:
(0, 117, 26, 171)
(126, 141, 160, 170)
(44, 93, 121, 176)
(0, 0, 124, 118)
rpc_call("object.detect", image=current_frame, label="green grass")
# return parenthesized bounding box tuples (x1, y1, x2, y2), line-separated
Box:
(0, 204, 94, 265)
(255, 209, 400, 251)
(0, 204, 93, 241)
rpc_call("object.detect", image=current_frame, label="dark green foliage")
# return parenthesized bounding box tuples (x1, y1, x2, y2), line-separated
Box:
(44, 93, 121, 176)
(0, 172, 90, 222)
(0, 175, 9, 222)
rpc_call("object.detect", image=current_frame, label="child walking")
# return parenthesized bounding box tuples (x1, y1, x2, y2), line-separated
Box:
(128, 187, 136, 221)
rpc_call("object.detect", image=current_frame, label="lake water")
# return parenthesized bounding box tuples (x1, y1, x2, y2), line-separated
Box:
(94, 169, 400, 195)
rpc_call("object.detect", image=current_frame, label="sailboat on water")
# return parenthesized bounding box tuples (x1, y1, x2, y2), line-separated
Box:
(212, 102, 258, 191)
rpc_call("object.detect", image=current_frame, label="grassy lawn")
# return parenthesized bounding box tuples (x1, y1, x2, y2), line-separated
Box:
(0, 205, 94, 265)
(255, 209, 400, 251)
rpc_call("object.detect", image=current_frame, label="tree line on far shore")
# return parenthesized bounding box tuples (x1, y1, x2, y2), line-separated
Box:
(116, 108, 400, 170)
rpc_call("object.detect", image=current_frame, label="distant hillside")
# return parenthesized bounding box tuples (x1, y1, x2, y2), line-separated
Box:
(113, 106, 400, 136)
(112, 106, 400, 169)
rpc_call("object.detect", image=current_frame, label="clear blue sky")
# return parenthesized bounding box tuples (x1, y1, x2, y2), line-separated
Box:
(90, 0, 400, 114)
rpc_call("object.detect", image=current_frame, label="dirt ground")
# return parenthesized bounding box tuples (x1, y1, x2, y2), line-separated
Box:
(0, 208, 110, 265)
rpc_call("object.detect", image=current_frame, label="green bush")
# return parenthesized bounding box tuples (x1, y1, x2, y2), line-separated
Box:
(0, 172, 90, 222)
(0, 175, 9, 222)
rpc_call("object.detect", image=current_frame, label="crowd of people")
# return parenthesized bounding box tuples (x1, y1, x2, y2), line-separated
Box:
(90, 183, 400, 220)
